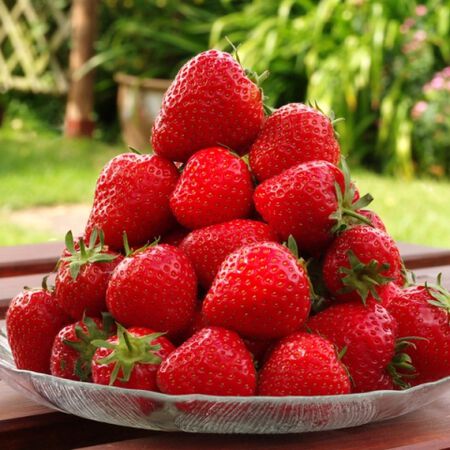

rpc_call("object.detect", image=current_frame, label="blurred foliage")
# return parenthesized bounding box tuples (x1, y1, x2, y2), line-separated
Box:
(411, 67, 450, 176)
(211, 0, 450, 177)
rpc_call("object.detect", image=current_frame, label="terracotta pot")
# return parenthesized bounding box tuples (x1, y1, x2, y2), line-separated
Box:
(115, 73, 171, 151)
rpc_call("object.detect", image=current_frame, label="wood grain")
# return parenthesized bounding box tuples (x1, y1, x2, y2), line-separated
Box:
(0, 242, 62, 277)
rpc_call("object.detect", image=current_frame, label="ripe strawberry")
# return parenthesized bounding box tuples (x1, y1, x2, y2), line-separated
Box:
(385, 278, 450, 385)
(169, 147, 254, 230)
(50, 315, 114, 381)
(258, 332, 351, 396)
(54, 230, 122, 320)
(358, 209, 387, 232)
(179, 219, 277, 289)
(323, 225, 404, 304)
(85, 152, 179, 251)
(254, 160, 374, 255)
(106, 243, 197, 337)
(91, 325, 175, 391)
(151, 50, 264, 162)
(156, 327, 256, 396)
(202, 241, 311, 340)
(6, 279, 69, 373)
(249, 103, 340, 182)
(307, 301, 399, 392)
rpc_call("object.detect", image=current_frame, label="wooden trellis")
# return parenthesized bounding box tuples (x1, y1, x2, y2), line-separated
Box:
(0, 0, 70, 94)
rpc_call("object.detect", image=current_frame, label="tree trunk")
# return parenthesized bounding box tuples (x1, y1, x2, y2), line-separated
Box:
(64, 0, 99, 138)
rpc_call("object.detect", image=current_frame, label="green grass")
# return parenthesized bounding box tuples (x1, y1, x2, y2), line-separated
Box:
(352, 169, 450, 248)
(0, 127, 118, 210)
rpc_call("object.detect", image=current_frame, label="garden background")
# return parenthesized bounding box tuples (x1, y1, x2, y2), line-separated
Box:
(0, 0, 449, 247)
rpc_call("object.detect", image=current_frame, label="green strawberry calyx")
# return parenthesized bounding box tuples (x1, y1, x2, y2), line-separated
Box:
(122, 231, 160, 257)
(24, 275, 54, 293)
(387, 336, 425, 390)
(62, 228, 118, 281)
(63, 313, 114, 382)
(330, 157, 374, 235)
(92, 325, 164, 385)
(339, 250, 395, 305)
(425, 273, 450, 314)
(225, 37, 272, 115)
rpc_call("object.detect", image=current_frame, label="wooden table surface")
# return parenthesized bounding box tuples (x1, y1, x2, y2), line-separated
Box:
(0, 241, 449, 450)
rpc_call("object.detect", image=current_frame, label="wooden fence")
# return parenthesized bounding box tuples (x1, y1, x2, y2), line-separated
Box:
(0, 0, 70, 94)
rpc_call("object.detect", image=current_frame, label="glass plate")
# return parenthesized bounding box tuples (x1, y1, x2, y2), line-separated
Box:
(1, 328, 449, 434)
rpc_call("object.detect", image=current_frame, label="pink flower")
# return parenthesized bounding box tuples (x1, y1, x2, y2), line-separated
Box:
(442, 67, 450, 77)
(414, 30, 427, 42)
(412, 101, 428, 119)
(431, 76, 445, 90)
(400, 18, 415, 34)
(416, 5, 427, 16)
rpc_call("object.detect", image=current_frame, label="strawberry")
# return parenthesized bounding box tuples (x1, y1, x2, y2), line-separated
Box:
(50, 314, 114, 381)
(179, 219, 277, 289)
(322, 225, 404, 304)
(249, 103, 340, 182)
(106, 243, 197, 337)
(358, 209, 387, 232)
(91, 325, 175, 391)
(307, 301, 400, 392)
(202, 240, 311, 340)
(169, 147, 254, 230)
(85, 152, 179, 251)
(151, 50, 264, 162)
(156, 327, 256, 396)
(384, 277, 450, 385)
(54, 230, 122, 320)
(254, 160, 374, 255)
(258, 332, 351, 396)
(6, 279, 69, 373)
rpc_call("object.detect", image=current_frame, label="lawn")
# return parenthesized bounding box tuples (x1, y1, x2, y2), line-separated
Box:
(0, 125, 449, 248)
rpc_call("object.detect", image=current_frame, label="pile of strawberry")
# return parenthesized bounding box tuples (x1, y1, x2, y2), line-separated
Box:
(6, 50, 450, 398)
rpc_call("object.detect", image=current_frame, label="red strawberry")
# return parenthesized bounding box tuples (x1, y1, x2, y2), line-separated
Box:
(358, 209, 387, 232)
(249, 103, 340, 182)
(152, 50, 264, 162)
(106, 243, 197, 337)
(308, 301, 399, 392)
(254, 160, 374, 255)
(85, 152, 179, 251)
(169, 147, 254, 230)
(323, 225, 404, 304)
(179, 219, 277, 289)
(50, 315, 114, 381)
(258, 332, 351, 396)
(156, 327, 256, 396)
(202, 241, 311, 340)
(91, 325, 175, 391)
(54, 230, 122, 320)
(6, 280, 69, 373)
(385, 278, 450, 385)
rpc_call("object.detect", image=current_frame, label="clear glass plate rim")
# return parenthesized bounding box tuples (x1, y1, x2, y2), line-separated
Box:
(1, 357, 449, 404)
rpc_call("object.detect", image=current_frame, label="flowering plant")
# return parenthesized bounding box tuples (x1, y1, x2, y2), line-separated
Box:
(412, 67, 450, 177)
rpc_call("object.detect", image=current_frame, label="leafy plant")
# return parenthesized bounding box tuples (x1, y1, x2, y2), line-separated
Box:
(211, 0, 450, 176)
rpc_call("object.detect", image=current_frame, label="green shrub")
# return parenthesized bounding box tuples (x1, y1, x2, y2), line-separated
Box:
(211, 0, 450, 176)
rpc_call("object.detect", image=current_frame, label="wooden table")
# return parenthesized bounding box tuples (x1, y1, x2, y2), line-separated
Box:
(1, 242, 450, 450)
